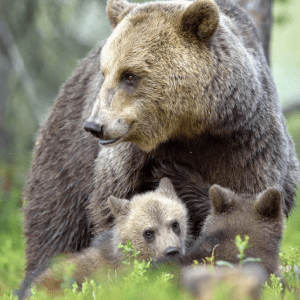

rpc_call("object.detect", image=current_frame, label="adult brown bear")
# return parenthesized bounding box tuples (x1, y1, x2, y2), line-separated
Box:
(23, 0, 298, 277)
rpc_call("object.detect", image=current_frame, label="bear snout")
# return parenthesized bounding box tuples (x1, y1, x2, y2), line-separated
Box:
(84, 118, 130, 145)
(84, 121, 105, 139)
(163, 247, 181, 257)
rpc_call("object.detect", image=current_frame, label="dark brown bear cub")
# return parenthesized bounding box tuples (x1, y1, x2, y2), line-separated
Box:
(178, 185, 284, 276)
(23, 178, 188, 296)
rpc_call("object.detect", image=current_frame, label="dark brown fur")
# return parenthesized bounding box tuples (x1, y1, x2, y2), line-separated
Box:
(149, 161, 211, 240)
(23, 43, 104, 274)
(175, 185, 284, 276)
(23, 0, 298, 278)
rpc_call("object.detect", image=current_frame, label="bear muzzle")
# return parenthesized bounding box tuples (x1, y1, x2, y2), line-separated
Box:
(84, 119, 129, 146)
(163, 246, 181, 258)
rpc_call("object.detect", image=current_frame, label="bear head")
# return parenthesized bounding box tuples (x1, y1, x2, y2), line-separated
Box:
(198, 185, 284, 274)
(84, 0, 219, 152)
(108, 177, 189, 260)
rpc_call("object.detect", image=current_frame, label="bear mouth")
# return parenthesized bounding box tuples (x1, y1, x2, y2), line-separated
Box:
(98, 137, 120, 146)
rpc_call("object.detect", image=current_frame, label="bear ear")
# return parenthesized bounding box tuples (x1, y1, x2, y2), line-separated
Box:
(255, 188, 282, 219)
(156, 177, 178, 199)
(106, 0, 135, 29)
(209, 184, 235, 214)
(108, 196, 131, 217)
(180, 0, 219, 42)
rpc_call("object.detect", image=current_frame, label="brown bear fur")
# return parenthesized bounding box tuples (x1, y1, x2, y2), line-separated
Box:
(174, 185, 284, 276)
(23, 0, 298, 277)
(149, 161, 211, 239)
(21, 178, 188, 296)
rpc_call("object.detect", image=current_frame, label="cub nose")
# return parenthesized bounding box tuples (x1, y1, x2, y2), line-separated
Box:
(163, 247, 181, 257)
(84, 121, 105, 139)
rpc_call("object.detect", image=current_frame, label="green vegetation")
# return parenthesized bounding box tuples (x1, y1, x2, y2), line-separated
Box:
(0, 165, 25, 296)
(1, 218, 300, 299)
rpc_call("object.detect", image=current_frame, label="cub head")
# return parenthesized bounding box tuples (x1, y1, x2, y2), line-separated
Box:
(84, 0, 219, 152)
(198, 185, 284, 274)
(108, 177, 189, 260)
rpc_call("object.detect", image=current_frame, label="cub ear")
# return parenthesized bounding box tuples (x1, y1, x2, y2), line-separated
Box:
(255, 188, 282, 219)
(156, 177, 178, 199)
(106, 0, 136, 29)
(180, 0, 219, 42)
(108, 196, 131, 217)
(209, 184, 235, 214)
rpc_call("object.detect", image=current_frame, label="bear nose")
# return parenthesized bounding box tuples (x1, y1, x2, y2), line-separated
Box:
(163, 247, 181, 257)
(84, 121, 105, 139)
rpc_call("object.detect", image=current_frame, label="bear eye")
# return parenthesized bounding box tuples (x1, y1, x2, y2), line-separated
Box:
(143, 230, 155, 240)
(119, 71, 140, 93)
(172, 221, 180, 234)
(122, 72, 138, 85)
(127, 74, 134, 81)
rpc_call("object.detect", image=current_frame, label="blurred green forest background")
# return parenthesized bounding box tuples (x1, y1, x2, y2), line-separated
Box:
(0, 0, 299, 296)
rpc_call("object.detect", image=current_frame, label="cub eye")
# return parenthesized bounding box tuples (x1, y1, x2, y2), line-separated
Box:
(143, 230, 155, 240)
(126, 74, 134, 81)
(172, 221, 180, 234)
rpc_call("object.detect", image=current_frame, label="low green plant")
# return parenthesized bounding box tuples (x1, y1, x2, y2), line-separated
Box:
(1, 182, 300, 299)
(60, 263, 76, 290)
(118, 241, 174, 286)
(215, 235, 262, 268)
(203, 244, 219, 268)
(2, 231, 300, 299)
(1, 290, 18, 300)
(23, 240, 177, 299)
(117, 240, 141, 265)
(263, 274, 283, 299)
(279, 247, 300, 290)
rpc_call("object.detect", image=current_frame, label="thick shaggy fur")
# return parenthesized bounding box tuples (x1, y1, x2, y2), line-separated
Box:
(175, 185, 284, 276)
(20, 178, 188, 297)
(23, 0, 298, 277)
(150, 162, 211, 239)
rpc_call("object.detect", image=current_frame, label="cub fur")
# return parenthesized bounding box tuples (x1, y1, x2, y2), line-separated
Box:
(177, 185, 284, 276)
(24, 178, 188, 295)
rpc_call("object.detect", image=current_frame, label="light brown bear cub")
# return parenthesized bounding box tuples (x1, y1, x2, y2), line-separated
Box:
(31, 178, 188, 294)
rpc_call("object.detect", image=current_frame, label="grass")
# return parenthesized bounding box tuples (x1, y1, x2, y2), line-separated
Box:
(0, 174, 26, 296)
